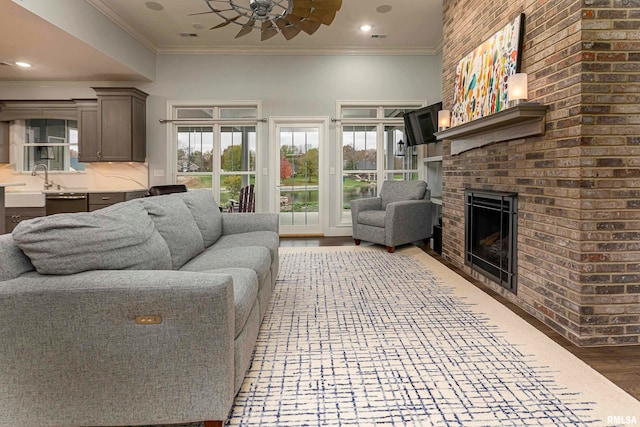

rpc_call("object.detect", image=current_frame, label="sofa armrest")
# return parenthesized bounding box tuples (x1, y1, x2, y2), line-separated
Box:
(0, 270, 235, 426)
(221, 212, 279, 236)
(385, 199, 433, 244)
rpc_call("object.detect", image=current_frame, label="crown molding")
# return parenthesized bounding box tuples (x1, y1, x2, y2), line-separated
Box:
(86, 0, 159, 53)
(156, 46, 440, 56)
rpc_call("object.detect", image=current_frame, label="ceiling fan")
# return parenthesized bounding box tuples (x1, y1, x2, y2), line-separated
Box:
(193, 0, 343, 41)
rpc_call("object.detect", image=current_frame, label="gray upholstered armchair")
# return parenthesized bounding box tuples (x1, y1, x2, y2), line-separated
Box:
(351, 180, 433, 253)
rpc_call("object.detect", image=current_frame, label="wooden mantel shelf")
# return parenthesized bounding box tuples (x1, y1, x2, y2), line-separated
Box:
(434, 103, 548, 155)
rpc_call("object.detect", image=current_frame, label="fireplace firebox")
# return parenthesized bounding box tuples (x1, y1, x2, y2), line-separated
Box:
(465, 190, 517, 293)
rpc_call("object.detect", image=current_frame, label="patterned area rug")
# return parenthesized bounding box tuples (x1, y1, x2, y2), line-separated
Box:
(224, 246, 640, 426)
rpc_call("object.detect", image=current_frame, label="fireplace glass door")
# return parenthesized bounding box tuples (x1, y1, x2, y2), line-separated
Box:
(465, 190, 517, 293)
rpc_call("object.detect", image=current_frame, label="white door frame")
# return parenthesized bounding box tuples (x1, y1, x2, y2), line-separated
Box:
(269, 116, 329, 236)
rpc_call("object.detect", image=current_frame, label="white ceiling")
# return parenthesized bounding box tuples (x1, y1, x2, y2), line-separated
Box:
(0, 0, 443, 82)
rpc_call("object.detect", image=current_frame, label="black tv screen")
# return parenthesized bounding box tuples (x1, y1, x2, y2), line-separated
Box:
(403, 101, 442, 146)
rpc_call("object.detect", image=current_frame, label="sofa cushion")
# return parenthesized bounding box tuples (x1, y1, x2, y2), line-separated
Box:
(213, 231, 280, 263)
(200, 268, 258, 338)
(180, 246, 271, 287)
(357, 210, 386, 228)
(172, 190, 223, 247)
(138, 197, 205, 269)
(12, 202, 172, 275)
(379, 180, 427, 209)
(0, 234, 34, 281)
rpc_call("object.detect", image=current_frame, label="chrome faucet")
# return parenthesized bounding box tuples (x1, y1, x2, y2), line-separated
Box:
(32, 163, 53, 189)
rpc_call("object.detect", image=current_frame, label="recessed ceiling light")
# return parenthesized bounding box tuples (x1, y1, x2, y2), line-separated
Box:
(360, 25, 372, 32)
(15, 62, 32, 68)
(376, 5, 392, 14)
(145, 1, 164, 11)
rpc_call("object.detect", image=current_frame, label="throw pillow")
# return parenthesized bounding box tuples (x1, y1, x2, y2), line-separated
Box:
(138, 196, 205, 269)
(12, 201, 172, 275)
(172, 189, 223, 247)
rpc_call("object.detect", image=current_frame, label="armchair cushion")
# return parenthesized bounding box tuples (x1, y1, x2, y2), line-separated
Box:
(379, 180, 427, 209)
(357, 210, 386, 228)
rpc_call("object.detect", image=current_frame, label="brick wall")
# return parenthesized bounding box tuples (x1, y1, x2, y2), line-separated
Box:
(441, 0, 640, 346)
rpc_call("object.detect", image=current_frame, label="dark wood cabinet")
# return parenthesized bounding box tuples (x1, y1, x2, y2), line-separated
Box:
(86, 87, 148, 162)
(88, 192, 125, 212)
(87, 190, 146, 211)
(77, 102, 99, 162)
(5, 207, 46, 233)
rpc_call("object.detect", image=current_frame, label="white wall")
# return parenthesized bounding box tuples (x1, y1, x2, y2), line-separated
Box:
(0, 52, 442, 231)
(144, 53, 442, 217)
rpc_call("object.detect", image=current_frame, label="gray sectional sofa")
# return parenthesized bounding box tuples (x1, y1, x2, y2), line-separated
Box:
(0, 189, 279, 426)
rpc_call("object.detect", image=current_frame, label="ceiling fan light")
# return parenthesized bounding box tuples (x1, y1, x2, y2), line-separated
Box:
(360, 24, 372, 32)
(250, 0, 275, 19)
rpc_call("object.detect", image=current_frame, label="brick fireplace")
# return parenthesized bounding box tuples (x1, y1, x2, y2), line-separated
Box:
(440, 0, 640, 346)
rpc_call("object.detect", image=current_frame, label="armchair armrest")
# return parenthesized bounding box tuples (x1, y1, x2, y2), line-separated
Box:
(221, 212, 279, 235)
(385, 199, 433, 245)
(351, 197, 382, 220)
(0, 270, 235, 426)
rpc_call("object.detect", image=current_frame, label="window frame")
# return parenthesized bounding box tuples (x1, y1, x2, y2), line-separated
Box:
(167, 101, 262, 208)
(335, 101, 426, 226)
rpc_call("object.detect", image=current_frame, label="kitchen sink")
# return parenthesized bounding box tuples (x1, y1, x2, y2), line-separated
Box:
(5, 192, 46, 208)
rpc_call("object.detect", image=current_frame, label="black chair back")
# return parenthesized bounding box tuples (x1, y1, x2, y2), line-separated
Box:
(147, 184, 188, 196)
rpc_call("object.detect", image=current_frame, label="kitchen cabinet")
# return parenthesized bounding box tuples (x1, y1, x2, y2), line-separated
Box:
(5, 207, 46, 233)
(88, 192, 125, 212)
(76, 101, 98, 162)
(85, 87, 148, 162)
(88, 190, 146, 211)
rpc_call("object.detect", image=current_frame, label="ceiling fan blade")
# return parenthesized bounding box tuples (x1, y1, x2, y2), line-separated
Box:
(210, 15, 240, 29)
(235, 19, 256, 38)
(289, 5, 337, 25)
(275, 18, 302, 40)
(294, 0, 342, 11)
(261, 21, 279, 41)
(286, 15, 322, 35)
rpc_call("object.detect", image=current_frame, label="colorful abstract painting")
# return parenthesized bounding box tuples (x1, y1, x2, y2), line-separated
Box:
(451, 14, 524, 126)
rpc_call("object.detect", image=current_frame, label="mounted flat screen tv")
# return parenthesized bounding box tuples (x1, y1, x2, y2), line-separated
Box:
(403, 101, 442, 146)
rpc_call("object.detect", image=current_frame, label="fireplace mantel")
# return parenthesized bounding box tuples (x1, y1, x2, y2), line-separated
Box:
(435, 103, 548, 155)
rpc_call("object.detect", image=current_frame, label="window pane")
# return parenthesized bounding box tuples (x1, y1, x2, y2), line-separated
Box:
(341, 124, 378, 213)
(219, 173, 255, 208)
(342, 125, 377, 171)
(176, 108, 214, 119)
(177, 174, 212, 190)
(342, 108, 377, 119)
(23, 119, 78, 172)
(342, 172, 378, 210)
(220, 108, 257, 119)
(220, 126, 256, 172)
(279, 127, 320, 226)
(177, 126, 213, 173)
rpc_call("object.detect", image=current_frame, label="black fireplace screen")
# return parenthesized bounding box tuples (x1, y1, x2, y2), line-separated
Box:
(465, 190, 517, 293)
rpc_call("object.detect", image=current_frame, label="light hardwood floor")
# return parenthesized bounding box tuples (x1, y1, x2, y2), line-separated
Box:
(280, 237, 640, 401)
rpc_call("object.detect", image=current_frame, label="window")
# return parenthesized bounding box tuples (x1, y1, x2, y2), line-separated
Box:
(172, 104, 259, 209)
(16, 119, 84, 172)
(338, 103, 422, 216)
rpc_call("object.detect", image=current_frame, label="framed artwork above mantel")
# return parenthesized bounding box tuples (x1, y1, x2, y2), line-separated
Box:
(451, 13, 525, 127)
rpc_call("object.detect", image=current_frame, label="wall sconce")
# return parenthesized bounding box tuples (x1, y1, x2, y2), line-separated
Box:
(507, 72, 528, 107)
(396, 139, 406, 157)
(437, 109, 451, 131)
